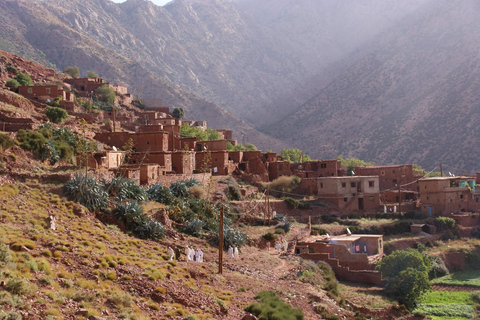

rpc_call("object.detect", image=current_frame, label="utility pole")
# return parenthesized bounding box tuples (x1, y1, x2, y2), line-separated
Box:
(218, 206, 224, 274)
(267, 185, 271, 226)
(264, 185, 268, 225)
(440, 163, 443, 177)
(398, 182, 402, 215)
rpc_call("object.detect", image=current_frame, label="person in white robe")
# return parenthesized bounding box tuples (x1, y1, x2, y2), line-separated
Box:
(167, 246, 174, 260)
(234, 246, 239, 259)
(189, 246, 195, 262)
(195, 248, 201, 262)
(199, 249, 204, 262)
(228, 245, 234, 259)
(185, 246, 191, 262)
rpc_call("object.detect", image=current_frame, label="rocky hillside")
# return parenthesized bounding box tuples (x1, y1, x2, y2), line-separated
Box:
(266, 0, 480, 173)
(0, 0, 287, 151)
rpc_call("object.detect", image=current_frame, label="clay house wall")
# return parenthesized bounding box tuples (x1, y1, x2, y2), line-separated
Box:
(117, 165, 141, 183)
(109, 84, 128, 95)
(381, 189, 418, 203)
(292, 159, 342, 178)
(355, 164, 420, 192)
(180, 137, 198, 151)
(419, 177, 479, 215)
(77, 151, 124, 169)
(228, 151, 243, 164)
(129, 152, 172, 172)
(217, 129, 232, 140)
(162, 124, 181, 151)
(18, 85, 65, 101)
(445, 213, 480, 228)
(133, 132, 169, 153)
(94, 132, 132, 149)
(195, 151, 231, 175)
(297, 178, 318, 195)
(268, 160, 291, 181)
(196, 140, 227, 152)
(157, 118, 176, 126)
(172, 151, 195, 175)
(137, 111, 159, 125)
(66, 77, 105, 93)
(242, 150, 262, 162)
(138, 124, 164, 133)
(316, 176, 380, 211)
(139, 164, 162, 185)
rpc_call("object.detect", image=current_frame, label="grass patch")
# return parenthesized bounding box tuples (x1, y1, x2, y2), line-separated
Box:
(433, 270, 480, 287)
(414, 303, 474, 320)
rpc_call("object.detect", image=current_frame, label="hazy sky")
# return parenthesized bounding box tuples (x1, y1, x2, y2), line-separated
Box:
(110, 0, 171, 6)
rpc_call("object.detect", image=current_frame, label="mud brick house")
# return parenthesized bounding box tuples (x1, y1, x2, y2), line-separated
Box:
(291, 159, 344, 178)
(134, 130, 169, 153)
(418, 177, 480, 215)
(18, 85, 74, 103)
(195, 151, 235, 175)
(66, 77, 105, 93)
(230, 150, 270, 182)
(315, 176, 381, 212)
(410, 224, 436, 234)
(355, 164, 421, 192)
(183, 120, 208, 131)
(129, 152, 172, 172)
(77, 151, 124, 170)
(216, 129, 237, 145)
(0, 113, 35, 131)
(172, 151, 195, 175)
(268, 157, 291, 181)
(116, 163, 168, 185)
(295, 234, 383, 285)
(195, 139, 227, 152)
(94, 132, 132, 150)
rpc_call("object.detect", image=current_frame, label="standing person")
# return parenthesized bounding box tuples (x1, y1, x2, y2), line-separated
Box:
(185, 246, 191, 262)
(267, 241, 271, 251)
(228, 245, 234, 259)
(199, 249, 204, 262)
(167, 246, 174, 260)
(234, 246, 239, 259)
(189, 246, 195, 262)
(195, 248, 200, 262)
(284, 240, 289, 252)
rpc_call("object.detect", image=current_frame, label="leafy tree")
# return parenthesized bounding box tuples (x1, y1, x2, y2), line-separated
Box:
(63, 66, 80, 78)
(45, 106, 68, 124)
(180, 124, 221, 141)
(15, 73, 33, 86)
(172, 107, 185, 119)
(377, 249, 432, 309)
(337, 155, 374, 175)
(95, 85, 116, 105)
(227, 142, 259, 151)
(87, 71, 98, 78)
(280, 149, 312, 163)
(5, 79, 20, 87)
(433, 217, 456, 231)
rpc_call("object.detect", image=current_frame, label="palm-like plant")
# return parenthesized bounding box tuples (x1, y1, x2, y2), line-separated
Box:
(63, 174, 109, 211)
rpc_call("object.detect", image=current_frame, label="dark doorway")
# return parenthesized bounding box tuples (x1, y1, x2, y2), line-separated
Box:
(358, 198, 364, 210)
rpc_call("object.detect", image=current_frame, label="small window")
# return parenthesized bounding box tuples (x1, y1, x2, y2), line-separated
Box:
(369, 181, 374, 187)
(476, 198, 479, 203)
(393, 179, 397, 184)
(152, 173, 154, 179)
(133, 173, 136, 178)
(427, 196, 429, 200)
(344, 197, 348, 202)
(392, 170, 395, 174)
(460, 194, 464, 199)
(320, 183, 323, 188)
(147, 141, 149, 145)
(28, 88, 32, 93)
(379, 240, 382, 248)
(320, 163, 326, 168)
(381, 171, 385, 175)
(46, 88, 51, 94)
(342, 182, 346, 188)
(308, 248, 314, 253)
(215, 158, 218, 162)
(351, 182, 356, 187)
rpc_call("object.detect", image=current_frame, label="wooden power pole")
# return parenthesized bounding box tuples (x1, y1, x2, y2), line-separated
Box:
(440, 163, 443, 177)
(218, 206, 224, 274)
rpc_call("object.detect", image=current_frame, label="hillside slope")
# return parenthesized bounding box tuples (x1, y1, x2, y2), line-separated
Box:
(266, 1, 480, 173)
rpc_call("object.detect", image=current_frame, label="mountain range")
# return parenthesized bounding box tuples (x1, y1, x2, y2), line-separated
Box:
(1, 0, 479, 173)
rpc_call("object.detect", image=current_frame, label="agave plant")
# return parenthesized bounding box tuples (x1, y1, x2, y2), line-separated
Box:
(147, 183, 174, 205)
(169, 178, 200, 198)
(63, 174, 109, 211)
(211, 225, 248, 249)
(113, 201, 165, 240)
(103, 177, 147, 202)
(181, 218, 205, 236)
(134, 220, 166, 240)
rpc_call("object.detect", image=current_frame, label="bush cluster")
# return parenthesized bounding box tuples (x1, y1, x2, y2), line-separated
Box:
(245, 290, 304, 320)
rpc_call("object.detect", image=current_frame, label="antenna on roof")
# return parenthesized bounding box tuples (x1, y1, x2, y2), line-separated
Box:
(326, 233, 330, 239)
(346, 228, 352, 235)
(113, 146, 117, 151)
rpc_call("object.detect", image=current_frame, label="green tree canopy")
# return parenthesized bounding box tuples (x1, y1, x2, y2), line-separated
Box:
(87, 71, 98, 78)
(336, 156, 374, 175)
(15, 73, 33, 86)
(45, 106, 68, 124)
(172, 107, 185, 119)
(95, 85, 116, 105)
(180, 124, 221, 141)
(227, 142, 258, 151)
(63, 66, 80, 78)
(5, 79, 20, 87)
(377, 249, 432, 309)
(280, 149, 312, 163)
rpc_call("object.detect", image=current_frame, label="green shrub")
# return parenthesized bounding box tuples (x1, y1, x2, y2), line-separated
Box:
(5, 277, 32, 295)
(103, 177, 147, 202)
(227, 185, 241, 201)
(114, 201, 166, 240)
(434, 217, 456, 231)
(428, 255, 449, 279)
(182, 218, 204, 237)
(317, 261, 339, 296)
(245, 290, 304, 320)
(0, 311, 22, 320)
(0, 239, 12, 266)
(263, 232, 276, 241)
(465, 251, 480, 270)
(275, 228, 285, 235)
(45, 106, 68, 124)
(14, 73, 33, 86)
(213, 226, 248, 250)
(108, 291, 133, 308)
(5, 79, 19, 87)
(170, 179, 199, 198)
(283, 197, 299, 209)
